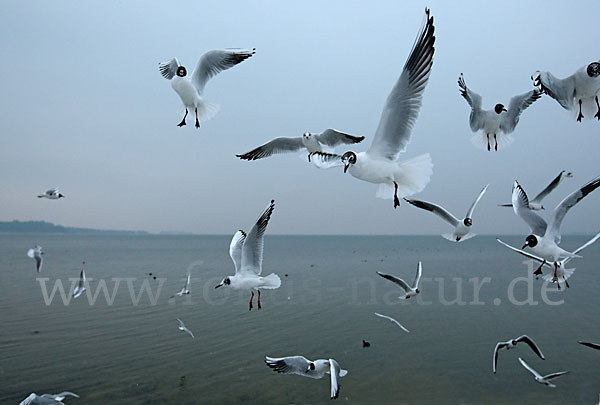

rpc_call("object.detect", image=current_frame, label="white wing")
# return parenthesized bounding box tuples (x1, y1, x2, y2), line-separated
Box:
(496, 238, 554, 269)
(563, 231, 600, 266)
(404, 198, 459, 227)
(531, 170, 569, 205)
(512, 181, 547, 236)
(158, 57, 180, 80)
(376, 271, 411, 292)
(191, 49, 255, 94)
(533, 70, 576, 110)
(547, 176, 600, 243)
(73, 269, 86, 299)
(515, 335, 545, 360)
(229, 230, 246, 274)
(309, 152, 345, 169)
(236, 137, 304, 160)
(465, 184, 489, 219)
(184, 273, 191, 290)
(42, 392, 79, 401)
(315, 129, 365, 147)
(413, 261, 422, 289)
(458, 73, 485, 132)
(499, 89, 541, 133)
(329, 359, 342, 399)
(265, 355, 317, 378)
(240, 200, 275, 275)
(518, 357, 542, 379)
(366, 9, 435, 160)
(374, 312, 410, 333)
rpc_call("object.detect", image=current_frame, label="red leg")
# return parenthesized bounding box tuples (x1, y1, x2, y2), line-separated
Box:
(178, 109, 188, 127)
(577, 99, 584, 122)
(195, 108, 200, 128)
(249, 291, 254, 311)
(393, 181, 400, 209)
(257, 290, 262, 310)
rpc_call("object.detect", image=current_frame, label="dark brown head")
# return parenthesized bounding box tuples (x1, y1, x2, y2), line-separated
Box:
(464, 218, 473, 227)
(494, 104, 507, 114)
(341, 151, 357, 173)
(587, 62, 600, 78)
(176, 66, 187, 77)
(522, 234, 538, 249)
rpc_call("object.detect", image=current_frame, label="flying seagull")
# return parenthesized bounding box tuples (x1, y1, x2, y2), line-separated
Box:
(374, 312, 410, 333)
(405, 184, 488, 242)
(458, 73, 541, 151)
(176, 318, 195, 339)
(20, 391, 79, 404)
(215, 200, 281, 310)
(518, 357, 568, 388)
(376, 261, 422, 299)
(37, 188, 65, 199)
(27, 245, 43, 272)
(72, 263, 86, 299)
(172, 273, 191, 297)
(493, 335, 544, 373)
(499, 171, 572, 210)
(159, 48, 255, 128)
(265, 356, 348, 400)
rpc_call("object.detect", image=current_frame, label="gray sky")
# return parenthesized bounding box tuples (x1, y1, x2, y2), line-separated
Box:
(1, 0, 599, 235)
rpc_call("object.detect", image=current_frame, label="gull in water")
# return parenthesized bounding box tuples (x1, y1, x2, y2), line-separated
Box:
(215, 200, 281, 310)
(496, 231, 600, 288)
(265, 356, 347, 400)
(458, 73, 541, 151)
(159, 48, 255, 128)
(405, 184, 488, 242)
(176, 318, 195, 339)
(518, 357, 568, 388)
(20, 391, 79, 404)
(172, 272, 191, 297)
(27, 245, 43, 272)
(532, 61, 600, 122)
(376, 261, 422, 299)
(236, 129, 365, 163)
(374, 312, 410, 333)
(72, 262, 86, 299)
(578, 341, 600, 350)
(310, 9, 435, 208)
(499, 170, 573, 210)
(37, 188, 65, 199)
(493, 335, 544, 373)
(512, 176, 600, 288)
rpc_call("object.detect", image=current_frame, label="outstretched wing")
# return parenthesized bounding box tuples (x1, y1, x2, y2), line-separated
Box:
(236, 137, 304, 160)
(315, 129, 365, 147)
(229, 230, 246, 274)
(367, 9, 435, 160)
(515, 335, 545, 360)
(404, 198, 460, 227)
(413, 261, 422, 288)
(458, 73, 485, 132)
(374, 312, 410, 333)
(496, 238, 554, 269)
(159, 58, 180, 80)
(465, 184, 489, 219)
(241, 200, 275, 275)
(578, 341, 600, 350)
(512, 181, 547, 236)
(265, 356, 313, 377)
(499, 89, 541, 133)
(518, 357, 542, 379)
(542, 371, 570, 380)
(191, 48, 255, 94)
(531, 170, 570, 205)
(493, 342, 508, 373)
(532, 70, 576, 110)
(376, 271, 410, 292)
(329, 359, 342, 399)
(309, 152, 345, 169)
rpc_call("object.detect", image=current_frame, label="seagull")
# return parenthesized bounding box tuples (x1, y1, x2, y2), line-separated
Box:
(310, 9, 435, 208)
(493, 335, 544, 373)
(458, 73, 541, 151)
(72, 263, 86, 299)
(376, 261, 422, 299)
(37, 188, 65, 199)
(496, 231, 600, 288)
(236, 129, 365, 163)
(265, 356, 348, 400)
(215, 200, 281, 310)
(518, 357, 569, 388)
(20, 391, 79, 404)
(159, 48, 255, 128)
(172, 273, 191, 297)
(405, 184, 488, 242)
(532, 61, 600, 122)
(176, 318, 195, 339)
(374, 312, 410, 333)
(27, 245, 43, 272)
(578, 341, 600, 350)
(512, 176, 600, 288)
(499, 171, 573, 210)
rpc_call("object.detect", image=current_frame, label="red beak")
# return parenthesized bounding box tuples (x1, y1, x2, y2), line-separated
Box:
(214, 284, 222, 289)
(521, 244, 528, 249)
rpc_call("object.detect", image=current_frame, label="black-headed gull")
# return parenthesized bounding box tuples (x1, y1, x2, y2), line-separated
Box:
(27, 245, 43, 272)
(458, 73, 541, 151)
(37, 188, 65, 199)
(532, 61, 600, 121)
(311, 9, 435, 208)
(159, 48, 255, 128)
(265, 356, 347, 400)
(578, 341, 600, 350)
(512, 176, 600, 287)
(376, 261, 422, 299)
(20, 391, 79, 404)
(176, 318, 195, 339)
(405, 185, 488, 242)
(499, 170, 572, 210)
(373, 312, 410, 333)
(518, 357, 568, 388)
(215, 200, 281, 310)
(493, 335, 544, 374)
(236, 129, 365, 162)
(172, 273, 191, 297)
(496, 231, 600, 288)
(72, 263, 86, 299)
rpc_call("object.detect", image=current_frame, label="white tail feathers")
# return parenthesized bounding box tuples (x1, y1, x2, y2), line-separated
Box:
(197, 100, 221, 122)
(470, 133, 514, 151)
(376, 153, 433, 199)
(442, 232, 476, 242)
(542, 268, 575, 285)
(260, 273, 281, 289)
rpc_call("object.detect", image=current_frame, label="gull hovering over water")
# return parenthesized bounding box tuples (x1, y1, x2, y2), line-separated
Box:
(499, 170, 573, 210)
(374, 312, 410, 333)
(265, 356, 348, 400)
(310, 9, 435, 208)
(20, 391, 79, 404)
(236, 129, 365, 163)
(176, 318, 195, 339)
(27, 245, 43, 272)
(37, 188, 65, 199)
(493, 335, 544, 373)
(405, 184, 488, 242)
(72, 263, 86, 299)
(215, 200, 281, 310)
(512, 176, 600, 288)
(458, 73, 541, 151)
(159, 48, 255, 128)
(172, 273, 191, 297)
(518, 357, 569, 388)
(532, 61, 600, 122)
(376, 261, 422, 299)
